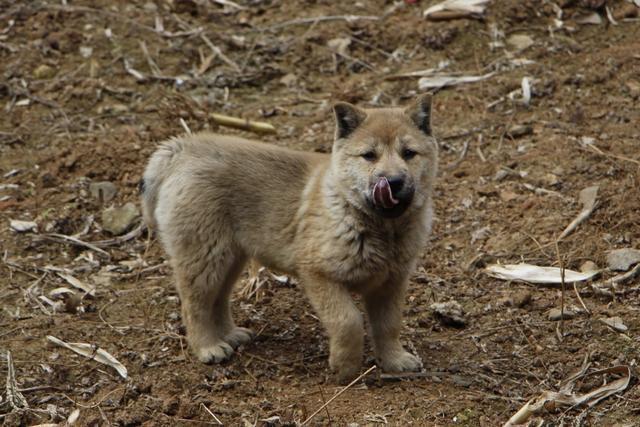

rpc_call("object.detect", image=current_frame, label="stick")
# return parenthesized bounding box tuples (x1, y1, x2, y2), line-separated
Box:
(199, 34, 241, 72)
(37, 233, 110, 259)
(200, 403, 223, 425)
(301, 365, 377, 426)
(91, 223, 146, 248)
(263, 14, 379, 31)
(210, 113, 276, 134)
(554, 241, 565, 341)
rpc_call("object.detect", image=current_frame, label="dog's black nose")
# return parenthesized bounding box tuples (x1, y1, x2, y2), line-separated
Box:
(387, 176, 405, 196)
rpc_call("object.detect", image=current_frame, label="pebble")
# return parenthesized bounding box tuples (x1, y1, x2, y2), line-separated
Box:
(548, 308, 577, 321)
(430, 301, 466, 328)
(606, 248, 640, 272)
(90, 181, 117, 203)
(101, 202, 139, 235)
(33, 64, 57, 79)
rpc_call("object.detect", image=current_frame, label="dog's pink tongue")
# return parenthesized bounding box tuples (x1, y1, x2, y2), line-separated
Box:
(373, 177, 399, 209)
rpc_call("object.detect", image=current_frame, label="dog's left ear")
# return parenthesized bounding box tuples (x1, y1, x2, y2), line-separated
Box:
(405, 94, 433, 136)
(333, 102, 367, 140)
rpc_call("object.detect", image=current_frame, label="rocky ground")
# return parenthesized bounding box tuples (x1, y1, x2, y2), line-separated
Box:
(1, 0, 640, 425)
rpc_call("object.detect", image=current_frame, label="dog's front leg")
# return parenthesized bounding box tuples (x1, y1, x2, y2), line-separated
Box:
(364, 276, 422, 373)
(301, 273, 364, 383)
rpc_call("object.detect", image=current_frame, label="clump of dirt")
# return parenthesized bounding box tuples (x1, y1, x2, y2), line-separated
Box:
(1, 0, 639, 425)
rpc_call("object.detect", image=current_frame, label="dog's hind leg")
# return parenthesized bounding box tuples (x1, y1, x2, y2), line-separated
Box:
(173, 245, 250, 363)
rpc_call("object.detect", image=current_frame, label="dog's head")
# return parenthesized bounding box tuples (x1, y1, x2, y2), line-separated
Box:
(330, 94, 438, 219)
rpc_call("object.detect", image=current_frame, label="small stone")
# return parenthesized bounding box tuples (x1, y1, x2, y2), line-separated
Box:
(507, 34, 534, 51)
(625, 80, 640, 99)
(41, 172, 58, 188)
(101, 202, 139, 235)
(507, 124, 533, 139)
(548, 308, 577, 321)
(499, 190, 519, 202)
(10, 219, 38, 233)
(90, 181, 117, 203)
(543, 173, 560, 187)
(580, 260, 599, 273)
(327, 37, 351, 56)
(607, 248, 640, 272)
(143, 1, 158, 12)
(600, 316, 628, 333)
(33, 64, 57, 79)
(97, 104, 130, 114)
(513, 291, 532, 308)
(430, 301, 466, 328)
(452, 375, 473, 388)
(279, 73, 297, 87)
(79, 46, 93, 58)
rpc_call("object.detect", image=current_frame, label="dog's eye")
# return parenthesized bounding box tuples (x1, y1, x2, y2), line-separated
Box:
(402, 148, 418, 160)
(361, 151, 377, 161)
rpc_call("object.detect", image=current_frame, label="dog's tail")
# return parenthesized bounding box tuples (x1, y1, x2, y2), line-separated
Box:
(140, 138, 184, 230)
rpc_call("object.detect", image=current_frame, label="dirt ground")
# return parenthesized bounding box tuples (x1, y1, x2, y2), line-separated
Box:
(2, 0, 640, 425)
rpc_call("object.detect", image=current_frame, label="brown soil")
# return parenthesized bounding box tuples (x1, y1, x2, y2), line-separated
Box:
(2, 0, 640, 425)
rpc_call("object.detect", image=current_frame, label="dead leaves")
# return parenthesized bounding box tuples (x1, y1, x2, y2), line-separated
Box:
(46, 336, 128, 379)
(505, 362, 631, 426)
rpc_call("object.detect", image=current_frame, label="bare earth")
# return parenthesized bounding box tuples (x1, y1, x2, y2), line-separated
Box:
(2, 0, 640, 425)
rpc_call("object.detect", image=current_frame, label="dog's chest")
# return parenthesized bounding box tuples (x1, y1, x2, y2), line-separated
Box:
(324, 221, 411, 286)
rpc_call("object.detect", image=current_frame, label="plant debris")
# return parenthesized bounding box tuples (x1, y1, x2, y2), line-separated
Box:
(485, 264, 599, 284)
(46, 336, 128, 379)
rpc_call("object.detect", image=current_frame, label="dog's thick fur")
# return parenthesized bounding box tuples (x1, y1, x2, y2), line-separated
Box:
(141, 95, 438, 382)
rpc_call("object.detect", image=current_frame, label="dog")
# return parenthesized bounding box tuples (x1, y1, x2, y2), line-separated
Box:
(141, 94, 438, 382)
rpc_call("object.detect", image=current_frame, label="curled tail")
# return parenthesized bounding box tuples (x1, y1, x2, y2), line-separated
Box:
(140, 138, 185, 230)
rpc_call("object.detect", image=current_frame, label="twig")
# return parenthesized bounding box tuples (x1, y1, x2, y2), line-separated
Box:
(582, 144, 640, 167)
(445, 139, 470, 170)
(5, 350, 29, 411)
(123, 58, 146, 82)
(179, 118, 192, 134)
(263, 15, 380, 31)
(301, 365, 377, 426)
(558, 186, 599, 241)
(199, 34, 241, 72)
(139, 41, 162, 77)
(36, 233, 110, 259)
(200, 403, 223, 425)
(210, 113, 276, 134)
(555, 241, 565, 341)
(91, 223, 146, 248)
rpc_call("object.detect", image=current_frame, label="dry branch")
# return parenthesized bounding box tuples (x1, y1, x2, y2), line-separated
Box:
(210, 113, 276, 134)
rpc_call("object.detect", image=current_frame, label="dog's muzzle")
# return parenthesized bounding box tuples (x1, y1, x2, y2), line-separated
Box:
(369, 176, 414, 218)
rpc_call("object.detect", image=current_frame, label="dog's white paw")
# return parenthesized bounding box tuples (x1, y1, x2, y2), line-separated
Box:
(378, 349, 423, 373)
(225, 327, 254, 349)
(195, 341, 234, 364)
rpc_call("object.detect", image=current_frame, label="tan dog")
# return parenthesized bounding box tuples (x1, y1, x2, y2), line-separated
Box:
(141, 95, 438, 382)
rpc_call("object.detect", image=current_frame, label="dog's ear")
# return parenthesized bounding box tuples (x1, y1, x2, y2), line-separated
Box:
(405, 94, 433, 136)
(333, 102, 367, 139)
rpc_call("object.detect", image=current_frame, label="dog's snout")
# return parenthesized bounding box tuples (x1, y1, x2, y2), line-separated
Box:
(387, 176, 405, 196)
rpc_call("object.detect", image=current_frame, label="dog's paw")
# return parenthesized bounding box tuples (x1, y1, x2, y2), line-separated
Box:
(225, 327, 254, 349)
(195, 341, 234, 364)
(378, 349, 423, 373)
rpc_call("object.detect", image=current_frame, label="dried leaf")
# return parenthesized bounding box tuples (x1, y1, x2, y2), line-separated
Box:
(600, 317, 628, 333)
(485, 263, 599, 284)
(47, 336, 128, 379)
(424, 0, 491, 18)
(68, 408, 80, 425)
(418, 72, 495, 90)
(504, 365, 630, 426)
(558, 185, 598, 240)
(57, 273, 96, 297)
